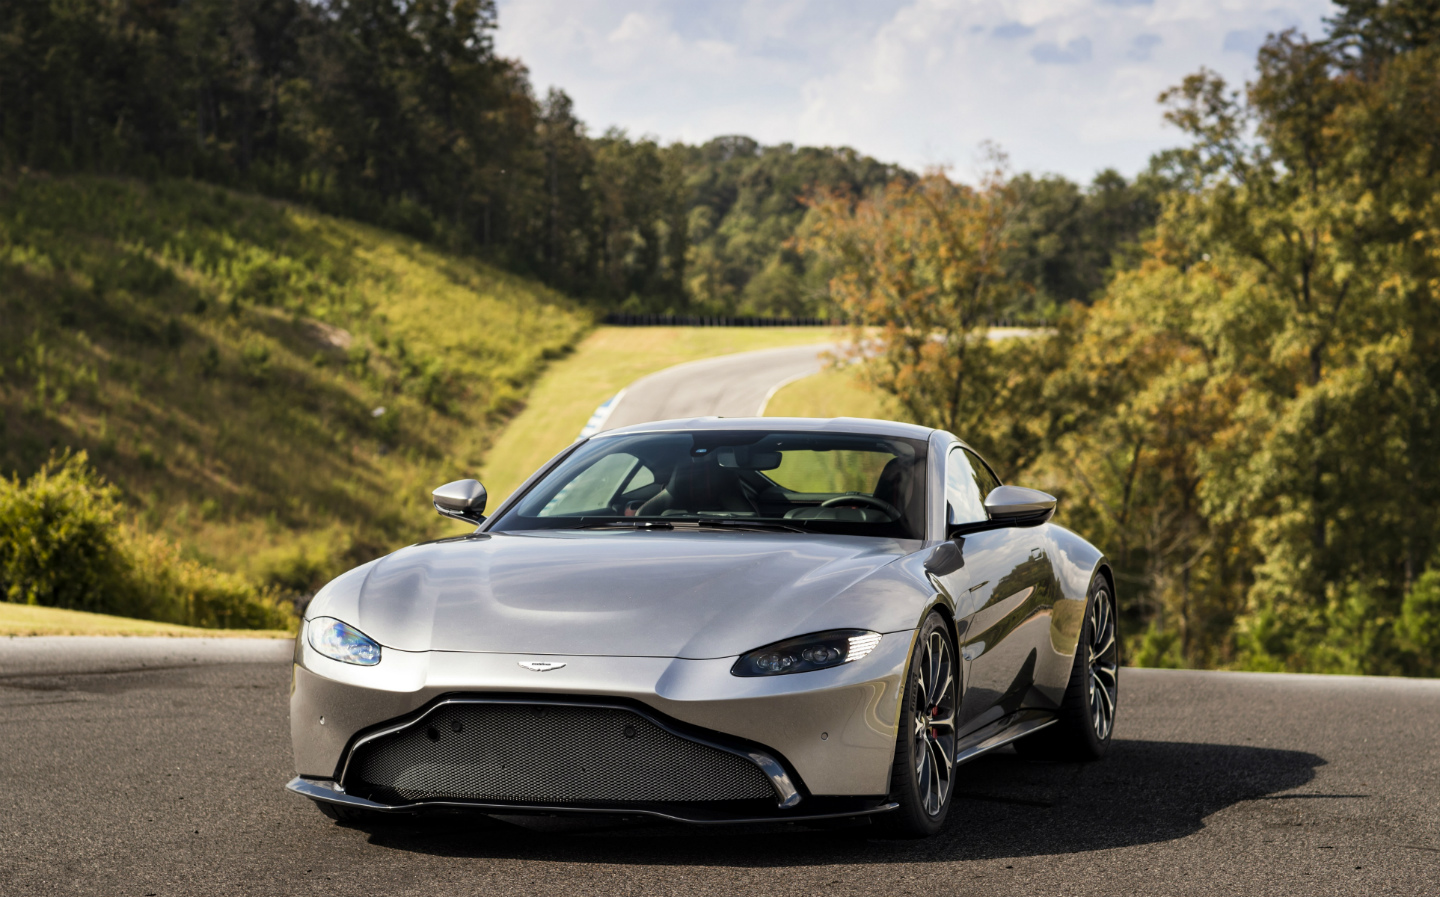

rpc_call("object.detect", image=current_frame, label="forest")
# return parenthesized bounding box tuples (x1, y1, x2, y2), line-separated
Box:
(5, 0, 1440, 674)
(0, 0, 1156, 319)
(805, 1, 1440, 675)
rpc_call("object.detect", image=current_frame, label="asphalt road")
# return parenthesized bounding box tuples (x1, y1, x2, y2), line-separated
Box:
(600, 343, 834, 431)
(594, 327, 1046, 433)
(2, 637, 1438, 896)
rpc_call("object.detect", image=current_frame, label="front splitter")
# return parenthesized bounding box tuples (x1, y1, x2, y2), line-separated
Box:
(286, 776, 898, 826)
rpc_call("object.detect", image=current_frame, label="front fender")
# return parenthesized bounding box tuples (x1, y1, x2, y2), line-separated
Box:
(1043, 524, 1108, 660)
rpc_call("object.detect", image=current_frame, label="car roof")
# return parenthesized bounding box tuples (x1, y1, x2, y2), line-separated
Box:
(599, 416, 938, 441)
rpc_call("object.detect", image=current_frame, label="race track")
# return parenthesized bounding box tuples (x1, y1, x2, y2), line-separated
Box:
(599, 342, 834, 431)
(5, 343, 1438, 895)
(592, 327, 1043, 432)
(2, 638, 1437, 895)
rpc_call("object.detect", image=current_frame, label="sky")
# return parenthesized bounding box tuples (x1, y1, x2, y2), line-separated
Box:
(494, 0, 1338, 184)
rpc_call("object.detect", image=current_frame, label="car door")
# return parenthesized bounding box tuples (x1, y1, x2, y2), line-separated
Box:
(946, 448, 1056, 733)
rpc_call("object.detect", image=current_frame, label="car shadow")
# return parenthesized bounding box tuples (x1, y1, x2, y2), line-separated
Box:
(351, 738, 1325, 865)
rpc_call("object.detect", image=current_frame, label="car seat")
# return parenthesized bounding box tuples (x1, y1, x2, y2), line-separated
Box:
(636, 460, 755, 517)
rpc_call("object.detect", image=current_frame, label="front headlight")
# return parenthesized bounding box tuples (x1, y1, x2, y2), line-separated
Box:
(731, 629, 882, 677)
(307, 617, 382, 666)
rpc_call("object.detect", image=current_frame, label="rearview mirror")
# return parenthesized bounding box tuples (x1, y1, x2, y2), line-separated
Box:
(433, 479, 488, 524)
(983, 485, 1056, 527)
(715, 447, 782, 470)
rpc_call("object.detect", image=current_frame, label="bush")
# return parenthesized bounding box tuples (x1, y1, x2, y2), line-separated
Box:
(0, 451, 128, 612)
(1399, 567, 1440, 676)
(1128, 622, 1185, 669)
(122, 530, 293, 630)
(0, 452, 293, 629)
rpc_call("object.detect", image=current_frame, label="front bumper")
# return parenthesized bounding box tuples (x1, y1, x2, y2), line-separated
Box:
(286, 776, 899, 825)
(291, 629, 914, 800)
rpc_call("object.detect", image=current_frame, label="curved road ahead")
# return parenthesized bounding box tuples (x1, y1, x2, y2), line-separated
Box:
(594, 327, 1043, 432)
(4, 342, 1440, 895)
(600, 342, 834, 431)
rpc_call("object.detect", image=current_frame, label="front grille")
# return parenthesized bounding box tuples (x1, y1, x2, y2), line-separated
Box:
(343, 701, 778, 805)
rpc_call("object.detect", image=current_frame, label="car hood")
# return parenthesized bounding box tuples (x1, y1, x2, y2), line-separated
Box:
(311, 530, 928, 658)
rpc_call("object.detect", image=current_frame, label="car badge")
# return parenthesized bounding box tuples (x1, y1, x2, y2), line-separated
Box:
(518, 661, 566, 672)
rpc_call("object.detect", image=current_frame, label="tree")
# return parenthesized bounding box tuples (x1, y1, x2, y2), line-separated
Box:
(802, 163, 1017, 445)
(1003, 16, 1440, 672)
(1001, 169, 1162, 317)
(675, 138, 909, 316)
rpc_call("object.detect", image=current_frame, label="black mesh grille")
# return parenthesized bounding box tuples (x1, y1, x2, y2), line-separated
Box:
(344, 702, 777, 805)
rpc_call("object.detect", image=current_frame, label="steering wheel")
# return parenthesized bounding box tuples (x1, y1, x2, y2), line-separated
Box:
(820, 493, 902, 519)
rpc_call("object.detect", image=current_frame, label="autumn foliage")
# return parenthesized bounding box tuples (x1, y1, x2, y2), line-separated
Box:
(803, 164, 1018, 438)
(807, 4, 1440, 675)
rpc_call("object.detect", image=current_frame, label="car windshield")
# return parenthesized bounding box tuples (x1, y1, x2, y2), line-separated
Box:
(490, 430, 929, 540)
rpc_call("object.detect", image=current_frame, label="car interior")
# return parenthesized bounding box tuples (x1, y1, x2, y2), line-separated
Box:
(504, 431, 929, 539)
(631, 453, 916, 523)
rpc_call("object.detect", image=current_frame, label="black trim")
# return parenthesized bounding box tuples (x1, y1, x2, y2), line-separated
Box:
(292, 777, 896, 825)
(946, 509, 1053, 539)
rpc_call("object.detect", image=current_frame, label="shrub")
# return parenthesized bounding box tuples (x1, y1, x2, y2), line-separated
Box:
(1128, 622, 1185, 669)
(240, 339, 271, 380)
(122, 530, 294, 630)
(0, 452, 294, 630)
(0, 451, 129, 612)
(1399, 567, 1440, 676)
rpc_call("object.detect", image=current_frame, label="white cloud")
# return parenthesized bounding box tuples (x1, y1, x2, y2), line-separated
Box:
(1032, 36, 1094, 64)
(494, 0, 1335, 182)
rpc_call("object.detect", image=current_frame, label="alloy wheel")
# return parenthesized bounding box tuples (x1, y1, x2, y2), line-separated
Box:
(1086, 589, 1119, 741)
(911, 629, 957, 816)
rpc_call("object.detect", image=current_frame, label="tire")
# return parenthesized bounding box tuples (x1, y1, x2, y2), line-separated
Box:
(1015, 572, 1118, 762)
(875, 611, 958, 838)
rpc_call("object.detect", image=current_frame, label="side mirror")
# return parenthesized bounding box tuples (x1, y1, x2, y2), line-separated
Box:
(433, 479, 487, 524)
(983, 485, 1056, 527)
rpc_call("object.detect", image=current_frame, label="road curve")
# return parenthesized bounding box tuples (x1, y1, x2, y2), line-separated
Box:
(599, 342, 834, 431)
(1, 639, 1437, 896)
(592, 327, 1046, 434)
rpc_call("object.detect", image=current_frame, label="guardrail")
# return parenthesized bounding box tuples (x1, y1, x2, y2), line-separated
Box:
(601, 314, 1053, 328)
(601, 314, 834, 327)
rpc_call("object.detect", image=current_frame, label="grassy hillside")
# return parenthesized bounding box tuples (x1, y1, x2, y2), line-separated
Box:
(480, 326, 840, 506)
(0, 174, 588, 598)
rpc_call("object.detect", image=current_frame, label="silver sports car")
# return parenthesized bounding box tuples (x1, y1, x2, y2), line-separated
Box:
(287, 417, 1117, 837)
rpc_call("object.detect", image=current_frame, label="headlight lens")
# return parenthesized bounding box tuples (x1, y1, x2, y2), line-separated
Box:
(307, 617, 382, 666)
(731, 629, 882, 677)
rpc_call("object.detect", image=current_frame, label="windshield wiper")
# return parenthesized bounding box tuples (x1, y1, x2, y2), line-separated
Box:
(573, 518, 806, 534)
(676, 519, 808, 534)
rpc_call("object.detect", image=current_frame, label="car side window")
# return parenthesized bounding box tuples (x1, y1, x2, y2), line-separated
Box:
(622, 464, 656, 492)
(945, 448, 987, 525)
(964, 449, 1001, 497)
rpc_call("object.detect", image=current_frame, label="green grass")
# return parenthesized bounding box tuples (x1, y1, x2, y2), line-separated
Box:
(0, 174, 589, 596)
(762, 330, 1046, 424)
(0, 602, 291, 637)
(480, 326, 841, 506)
(763, 365, 900, 421)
